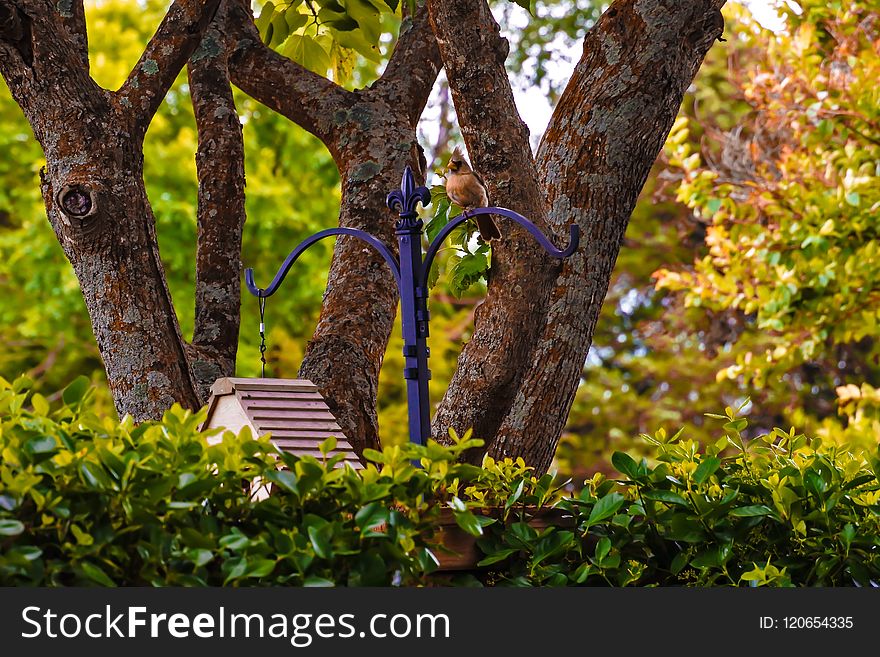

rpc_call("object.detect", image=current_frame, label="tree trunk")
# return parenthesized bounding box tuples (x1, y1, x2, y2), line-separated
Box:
(226, 3, 440, 454)
(40, 135, 203, 419)
(497, 0, 726, 471)
(187, 1, 247, 399)
(426, 0, 562, 461)
(1, 0, 219, 421)
(427, 0, 726, 470)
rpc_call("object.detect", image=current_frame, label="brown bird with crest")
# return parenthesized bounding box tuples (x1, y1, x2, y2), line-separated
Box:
(443, 146, 502, 242)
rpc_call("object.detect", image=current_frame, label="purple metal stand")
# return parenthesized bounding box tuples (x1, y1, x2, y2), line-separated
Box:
(245, 166, 579, 447)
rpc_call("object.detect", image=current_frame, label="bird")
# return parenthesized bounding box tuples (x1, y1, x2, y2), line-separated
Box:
(443, 146, 502, 242)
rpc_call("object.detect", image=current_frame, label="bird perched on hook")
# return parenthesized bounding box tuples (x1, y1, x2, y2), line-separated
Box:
(443, 146, 502, 242)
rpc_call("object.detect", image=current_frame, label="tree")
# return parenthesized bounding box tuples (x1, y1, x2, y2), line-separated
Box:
(0, 0, 726, 472)
(654, 0, 880, 447)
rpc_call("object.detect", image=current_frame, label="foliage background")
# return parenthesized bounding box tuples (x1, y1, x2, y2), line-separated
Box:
(1, 0, 877, 478)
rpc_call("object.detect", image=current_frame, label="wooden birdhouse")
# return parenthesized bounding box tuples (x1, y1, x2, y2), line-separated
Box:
(202, 377, 362, 469)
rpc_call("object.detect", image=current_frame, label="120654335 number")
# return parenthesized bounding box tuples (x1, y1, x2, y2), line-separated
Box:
(783, 617, 853, 629)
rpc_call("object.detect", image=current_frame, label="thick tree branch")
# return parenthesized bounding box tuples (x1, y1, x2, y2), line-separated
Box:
(375, 5, 442, 128)
(56, 0, 88, 70)
(491, 0, 727, 471)
(117, 0, 221, 134)
(225, 0, 353, 151)
(427, 0, 560, 460)
(0, 0, 102, 124)
(187, 0, 245, 397)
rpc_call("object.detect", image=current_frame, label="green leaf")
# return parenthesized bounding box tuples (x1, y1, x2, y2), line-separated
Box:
(12, 375, 34, 393)
(303, 576, 335, 587)
(328, 16, 359, 31)
(71, 525, 94, 546)
(180, 528, 215, 550)
(723, 418, 748, 433)
(362, 448, 385, 464)
(285, 8, 309, 32)
(219, 532, 250, 552)
(345, 0, 382, 43)
(0, 519, 25, 536)
(642, 489, 690, 507)
(283, 35, 332, 75)
(335, 28, 382, 63)
(587, 492, 625, 526)
(531, 530, 574, 567)
(670, 551, 690, 575)
(804, 470, 828, 497)
(729, 505, 775, 517)
(504, 479, 525, 513)
(594, 537, 611, 563)
(477, 548, 518, 567)
(663, 515, 705, 543)
(319, 435, 337, 455)
(255, 1, 275, 30)
(844, 474, 875, 490)
(26, 435, 57, 454)
(308, 523, 334, 559)
(186, 549, 214, 567)
(265, 469, 298, 494)
(453, 509, 483, 537)
(79, 462, 114, 491)
(355, 502, 389, 536)
(247, 559, 277, 578)
(840, 523, 855, 552)
(448, 251, 488, 297)
(693, 457, 721, 484)
(611, 452, 643, 480)
(690, 548, 722, 569)
(269, 12, 290, 47)
(30, 393, 49, 416)
(80, 561, 116, 587)
(62, 375, 90, 406)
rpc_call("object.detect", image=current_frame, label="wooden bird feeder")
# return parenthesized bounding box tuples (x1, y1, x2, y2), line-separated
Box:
(201, 377, 363, 470)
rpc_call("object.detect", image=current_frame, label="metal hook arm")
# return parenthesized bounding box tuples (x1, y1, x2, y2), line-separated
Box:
(245, 227, 401, 298)
(421, 207, 580, 285)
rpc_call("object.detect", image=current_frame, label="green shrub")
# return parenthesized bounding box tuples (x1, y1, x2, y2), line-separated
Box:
(1, 376, 878, 586)
(0, 375, 492, 586)
(476, 409, 880, 586)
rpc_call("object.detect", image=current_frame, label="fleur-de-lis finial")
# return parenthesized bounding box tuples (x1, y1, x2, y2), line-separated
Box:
(386, 166, 431, 230)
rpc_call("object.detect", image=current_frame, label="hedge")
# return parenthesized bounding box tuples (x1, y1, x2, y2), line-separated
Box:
(1, 376, 878, 586)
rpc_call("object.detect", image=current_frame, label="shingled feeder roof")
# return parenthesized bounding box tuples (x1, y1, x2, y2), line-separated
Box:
(202, 377, 362, 469)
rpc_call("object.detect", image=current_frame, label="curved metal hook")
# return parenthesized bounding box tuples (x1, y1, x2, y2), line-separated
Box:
(421, 207, 580, 285)
(245, 227, 401, 298)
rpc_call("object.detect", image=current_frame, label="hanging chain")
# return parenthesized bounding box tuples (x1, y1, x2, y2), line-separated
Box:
(258, 294, 268, 378)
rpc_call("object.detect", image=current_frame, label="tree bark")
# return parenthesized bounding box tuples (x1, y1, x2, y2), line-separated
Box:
(489, 0, 727, 471)
(56, 0, 88, 71)
(187, 1, 246, 399)
(426, 0, 562, 461)
(226, 3, 440, 454)
(1, 0, 220, 421)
